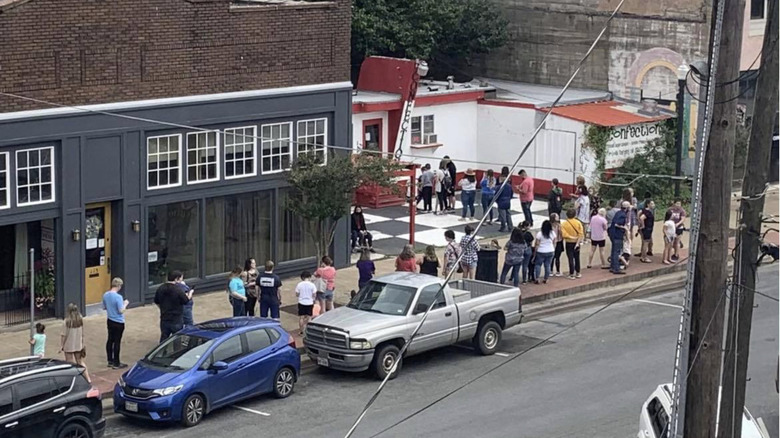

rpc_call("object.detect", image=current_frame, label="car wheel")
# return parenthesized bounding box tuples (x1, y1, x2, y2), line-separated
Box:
(57, 421, 92, 438)
(273, 367, 296, 398)
(474, 320, 502, 355)
(181, 394, 206, 427)
(372, 344, 402, 380)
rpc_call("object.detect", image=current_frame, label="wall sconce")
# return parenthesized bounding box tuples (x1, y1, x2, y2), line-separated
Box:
(71, 229, 81, 242)
(131, 220, 141, 233)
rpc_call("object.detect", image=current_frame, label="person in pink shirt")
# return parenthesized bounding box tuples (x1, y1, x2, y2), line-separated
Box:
(587, 208, 609, 269)
(314, 256, 337, 313)
(516, 169, 535, 227)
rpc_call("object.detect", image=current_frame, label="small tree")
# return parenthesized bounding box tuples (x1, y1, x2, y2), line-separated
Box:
(286, 152, 403, 262)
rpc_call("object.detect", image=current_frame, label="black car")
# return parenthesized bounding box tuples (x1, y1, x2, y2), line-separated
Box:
(0, 356, 105, 438)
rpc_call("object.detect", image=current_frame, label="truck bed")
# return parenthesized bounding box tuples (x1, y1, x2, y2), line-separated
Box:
(447, 279, 516, 301)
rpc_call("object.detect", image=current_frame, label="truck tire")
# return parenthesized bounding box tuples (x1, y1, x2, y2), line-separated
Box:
(474, 320, 502, 355)
(372, 344, 402, 380)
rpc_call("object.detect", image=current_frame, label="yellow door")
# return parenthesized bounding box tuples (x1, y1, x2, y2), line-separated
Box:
(84, 202, 112, 305)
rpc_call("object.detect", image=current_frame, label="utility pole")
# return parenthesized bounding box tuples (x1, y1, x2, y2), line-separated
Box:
(718, 1, 778, 436)
(675, 66, 687, 198)
(684, 0, 745, 435)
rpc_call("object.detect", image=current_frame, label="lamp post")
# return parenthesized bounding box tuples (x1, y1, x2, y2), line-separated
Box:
(675, 64, 689, 197)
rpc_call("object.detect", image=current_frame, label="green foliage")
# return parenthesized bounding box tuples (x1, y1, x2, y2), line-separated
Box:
(351, 0, 508, 69)
(583, 125, 611, 173)
(286, 152, 402, 260)
(598, 120, 689, 211)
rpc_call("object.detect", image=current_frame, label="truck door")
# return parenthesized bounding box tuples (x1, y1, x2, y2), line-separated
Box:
(408, 284, 457, 354)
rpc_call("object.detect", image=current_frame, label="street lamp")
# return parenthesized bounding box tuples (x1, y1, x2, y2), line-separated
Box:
(674, 64, 690, 197)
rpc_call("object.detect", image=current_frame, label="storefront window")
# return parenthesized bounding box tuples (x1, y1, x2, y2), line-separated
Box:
(277, 188, 317, 262)
(147, 201, 199, 285)
(205, 190, 272, 275)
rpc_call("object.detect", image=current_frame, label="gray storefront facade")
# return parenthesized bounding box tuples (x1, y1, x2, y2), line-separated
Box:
(0, 82, 353, 319)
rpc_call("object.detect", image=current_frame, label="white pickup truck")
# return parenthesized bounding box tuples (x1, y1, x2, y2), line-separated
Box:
(303, 272, 523, 379)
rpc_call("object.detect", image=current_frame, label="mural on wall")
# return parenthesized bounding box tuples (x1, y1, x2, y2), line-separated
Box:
(605, 122, 663, 169)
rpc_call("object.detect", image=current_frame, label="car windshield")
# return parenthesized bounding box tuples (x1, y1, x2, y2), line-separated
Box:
(347, 281, 417, 315)
(144, 334, 215, 370)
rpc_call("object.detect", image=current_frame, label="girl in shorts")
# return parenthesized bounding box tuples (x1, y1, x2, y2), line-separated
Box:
(662, 211, 677, 265)
(295, 271, 317, 334)
(314, 256, 337, 313)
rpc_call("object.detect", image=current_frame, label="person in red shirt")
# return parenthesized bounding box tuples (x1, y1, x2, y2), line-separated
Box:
(516, 169, 535, 227)
(395, 244, 418, 273)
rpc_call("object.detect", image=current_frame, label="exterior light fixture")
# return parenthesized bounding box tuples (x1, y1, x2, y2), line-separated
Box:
(416, 60, 429, 78)
(71, 229, 81, 241)
(131, 220, 141, 233)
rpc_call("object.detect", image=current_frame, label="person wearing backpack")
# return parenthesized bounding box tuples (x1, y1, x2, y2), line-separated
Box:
(548, 178, 563, 217)
(443, 230, 461, 277)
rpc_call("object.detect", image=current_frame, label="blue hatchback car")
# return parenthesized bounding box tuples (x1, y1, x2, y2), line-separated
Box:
(113, 317, 300, 427)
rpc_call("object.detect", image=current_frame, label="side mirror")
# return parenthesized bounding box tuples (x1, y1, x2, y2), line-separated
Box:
(210, 361, 228, 371)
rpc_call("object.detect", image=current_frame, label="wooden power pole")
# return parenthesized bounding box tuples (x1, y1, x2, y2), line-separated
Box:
(684, 0, 745, 435)
(718, 1, 778, 436)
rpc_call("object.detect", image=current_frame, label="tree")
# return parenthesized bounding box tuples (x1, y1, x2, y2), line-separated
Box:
(285, 152, 403, 262)
(351, 0, 508, 75)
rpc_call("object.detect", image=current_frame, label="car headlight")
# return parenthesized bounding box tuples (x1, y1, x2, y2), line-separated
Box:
(152, 385, 183, 397)
(118, 376, 126, 389)
(349, 339, 372, 350)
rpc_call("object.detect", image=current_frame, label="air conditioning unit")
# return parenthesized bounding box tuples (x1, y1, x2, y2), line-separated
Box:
(424, 133, 438, 144)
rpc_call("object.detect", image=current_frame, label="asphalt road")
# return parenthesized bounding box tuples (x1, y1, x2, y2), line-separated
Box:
(104, 267, 779, 438)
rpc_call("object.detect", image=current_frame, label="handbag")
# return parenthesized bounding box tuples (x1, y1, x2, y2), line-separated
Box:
(313, 277, 327, 293)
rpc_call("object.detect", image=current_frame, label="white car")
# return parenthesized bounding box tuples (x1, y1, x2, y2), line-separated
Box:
(639, 384, 770, 438)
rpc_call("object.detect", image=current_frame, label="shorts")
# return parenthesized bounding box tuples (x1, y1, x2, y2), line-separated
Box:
(641, 229, 653, 241)
(591, 239, 605, 248)
(298, 304, 314, 316)
(664, 235, 675, 244)
(676, 228, 684, 236)
(317, 289, 334, 302)
(461, 261, 478, 270)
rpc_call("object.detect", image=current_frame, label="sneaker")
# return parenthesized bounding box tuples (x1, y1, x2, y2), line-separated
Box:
(647, 251, 653, 256)
(568, 275, 576, 280)
(554, 272, 562, 277)
(671, 254, 679, 262)
(458, 217, 467, 222)
(113, 363, 128, 369)
(575, 273, 582, 278)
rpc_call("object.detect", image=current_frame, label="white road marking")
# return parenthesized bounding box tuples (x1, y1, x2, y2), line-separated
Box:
(632, 298, 683, 309)
(233, 405, 271, 416)
(495, 352, 511, 357)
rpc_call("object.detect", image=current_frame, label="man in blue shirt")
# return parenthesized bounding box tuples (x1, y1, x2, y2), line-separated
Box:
(258, 261, 282, 320)
(609, 201, 630, 274)
(103, 277, 129, 369)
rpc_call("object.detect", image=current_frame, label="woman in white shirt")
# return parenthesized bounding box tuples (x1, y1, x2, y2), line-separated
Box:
(575, 185, 591, 229)
(458, 168, 478, 221)
(533, 220, 557, 284)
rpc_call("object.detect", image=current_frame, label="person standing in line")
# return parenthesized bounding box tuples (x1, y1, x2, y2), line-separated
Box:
(395, 244, 418, 272)
(240, 258, 259, 316)
(444, 156, 457, 211)
(314, 256, 337, 314)
(460, 224, 480, 279)
(516, 170, 535, 227)
(258, 260, 282, 320)
(550, 213, 565, 277)
(587, 208, 609, 269)
(356, 248, 375, 290)
(61, 303, 91, 383)
(606, 199, 619, 226)
(519, 221, 535, 284)
(458, 168, 477, 221)
(434, 162, 447, 213)
(418, 245, 440, 276)
(480, 169, 497, 225)
(637, 200, 656, 263)
(609, 201, 630, 275)
(29, 323, 46, 357)
(500, 227, 525, 287)
(667, 199, 687, 262)
(420, 164, 435, 213)
(177, 278, 195, 326)
(496, 167, 514, 232)
(575, 185, 591, 231)
(155, 270, 193, 340)
(561, 208, 585, 279)
(226, 267, 247, 317)
(295, 271, 316, 335)
(103, 277, 129, 369)
(443, 230, 461, 277)
(622, 188, 639, 236)
(548, 178, 563, 217)
(533, 220, 556, 284)
(662, 210, 677, 265)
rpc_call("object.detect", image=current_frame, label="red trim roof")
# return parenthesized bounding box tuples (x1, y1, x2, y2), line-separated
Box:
(543, 101, 672, 127)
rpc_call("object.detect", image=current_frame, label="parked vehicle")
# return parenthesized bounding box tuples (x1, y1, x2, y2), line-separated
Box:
(304, 272, 523, 379)
(0, 356, 105, 438)
(639, 383, 770, 438)
(114, 317, 300, 427)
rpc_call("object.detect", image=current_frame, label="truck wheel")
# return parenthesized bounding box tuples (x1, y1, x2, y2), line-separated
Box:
(372, 344, 402, 380)
(474, 321, 502, 355)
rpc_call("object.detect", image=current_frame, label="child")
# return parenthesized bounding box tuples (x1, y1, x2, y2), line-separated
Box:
(620, 236, 632, 269)
(295, 271, 316, 334)
(29, 322, 46, 357)
(663, 210, 677, 265)
(356, 248, 375, 290)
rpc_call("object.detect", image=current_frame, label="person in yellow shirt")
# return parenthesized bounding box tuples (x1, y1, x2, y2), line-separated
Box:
(561, 208, 585, 279)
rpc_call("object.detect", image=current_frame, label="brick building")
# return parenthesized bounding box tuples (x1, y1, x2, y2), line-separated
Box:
(0, 0, 352, 322)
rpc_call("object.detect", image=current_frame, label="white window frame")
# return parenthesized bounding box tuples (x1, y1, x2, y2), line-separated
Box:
(223, 126, 258, 180)
(411, 115, 436, 145)
(296, 118, 328, 164)
(186, 131, 220, 185)
(260, 122, 293, 175)
(0, 152, 9, 210)
(147, 134, 183, 191)
(15, 146, 56, 207)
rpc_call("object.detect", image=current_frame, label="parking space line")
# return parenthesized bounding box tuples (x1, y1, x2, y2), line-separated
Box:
(632, 298, 683, 309)
(495, 352, 511, 357)
(233, 405, 271, 416)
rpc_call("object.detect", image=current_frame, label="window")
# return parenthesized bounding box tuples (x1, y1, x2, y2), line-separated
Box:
(147, 134, 182, 190)
(245, 329, 273, 353)
(296, 118, 327, 163)
(0, 153, 8, 209)
(277, 188, 317, 262)
(224, 126, 256, 179)
(16, 378, 56, 409)
(147, 200, 200, 285)
(647, 397, 669, 437)
(16, 146, 55, 206)
(146, 334, 215, 370)
(415, 284, 447, 314)
(0, 386, 12, 417)
(53, 376, 73, 394)
(411, 115, 436, 145)
(751, 0, 766, 19)
(260, 122, 292, 174)
(212, 335, 244, 364)
(186, 131, 219, 183)
(205, 190, 272, 275)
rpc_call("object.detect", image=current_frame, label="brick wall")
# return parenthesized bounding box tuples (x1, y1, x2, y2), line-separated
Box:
(0, 0, 351, 113)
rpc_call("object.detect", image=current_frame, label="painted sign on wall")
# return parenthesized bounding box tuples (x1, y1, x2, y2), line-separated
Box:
(605, 122, 663, 168)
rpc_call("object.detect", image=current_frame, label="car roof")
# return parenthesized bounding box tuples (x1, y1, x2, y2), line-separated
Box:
(372, 272, 440, 288)
(0, 357, 76, 384)
(180, 317, 281, 339)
